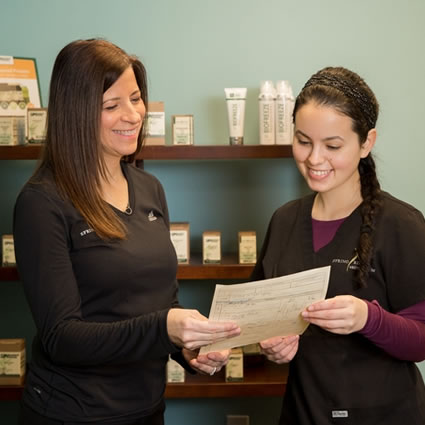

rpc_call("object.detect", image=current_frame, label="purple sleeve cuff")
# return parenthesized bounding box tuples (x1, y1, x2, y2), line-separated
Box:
(359, 299, 425, 362)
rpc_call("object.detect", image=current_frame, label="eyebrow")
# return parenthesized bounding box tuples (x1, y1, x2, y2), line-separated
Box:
(103, 89, 141, 104)
(295, 129, 344, 142)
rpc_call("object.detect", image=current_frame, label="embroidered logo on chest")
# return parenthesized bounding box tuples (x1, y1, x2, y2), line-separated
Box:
(148, 210, 157, 222)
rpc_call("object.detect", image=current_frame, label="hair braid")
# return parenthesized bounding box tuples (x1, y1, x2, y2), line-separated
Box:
(357, 156, 382, 287)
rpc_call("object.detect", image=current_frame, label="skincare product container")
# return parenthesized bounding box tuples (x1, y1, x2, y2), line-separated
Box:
(259, 80, 276, 145)
(275, 80, 295, 145)
(225, 88, 247, 145)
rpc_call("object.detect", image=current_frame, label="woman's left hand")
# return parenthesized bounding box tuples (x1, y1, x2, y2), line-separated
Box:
(301, 295, 368, 334)
(182, 348, 230, 375)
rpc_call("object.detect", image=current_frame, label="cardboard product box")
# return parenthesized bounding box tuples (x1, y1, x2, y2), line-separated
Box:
(170, 222, 190, 264)
(0, 338, 26, 386)
(238, 231, 257, 264)
(225, 347, 243, 382)
(166, 356, 185, 383)
(2, 234, 16, 266)
(0, 116, 25, 145)
(172, 115, 194, 145)
(27, 107, 47, 143)
(144, 101, 165, 146)
(202, 231, 221, 264)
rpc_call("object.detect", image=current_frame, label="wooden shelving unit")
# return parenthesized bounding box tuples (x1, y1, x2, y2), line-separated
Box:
(0, 361, 288, 401)
(0, 143, 292, 400)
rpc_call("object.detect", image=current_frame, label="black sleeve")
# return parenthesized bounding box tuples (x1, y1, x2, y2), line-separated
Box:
(13, 187, 179, 366)
(380, 203, 425, 312)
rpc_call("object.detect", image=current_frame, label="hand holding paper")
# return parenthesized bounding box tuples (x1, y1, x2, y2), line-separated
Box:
(200, 266, 331, 354)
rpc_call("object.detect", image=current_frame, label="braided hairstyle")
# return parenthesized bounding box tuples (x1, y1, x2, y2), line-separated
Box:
(294, 67, 382, 287)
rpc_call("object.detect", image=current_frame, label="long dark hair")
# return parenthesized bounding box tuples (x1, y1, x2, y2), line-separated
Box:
(294, 67, 382, 287)
(33, 38, 148, 239)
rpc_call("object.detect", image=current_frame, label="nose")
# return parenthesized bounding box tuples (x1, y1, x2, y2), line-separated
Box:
(307, 143, 325, 165)
(122, 102, 144, 123)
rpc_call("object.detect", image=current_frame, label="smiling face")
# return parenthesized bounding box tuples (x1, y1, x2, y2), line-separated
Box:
(293, 102, 374, 199)
(100, 66, 145, 165)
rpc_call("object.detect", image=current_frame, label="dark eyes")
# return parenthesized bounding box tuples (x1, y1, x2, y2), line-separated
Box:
(296, 139, 340, 150)
(103, 96, 142, 111)
(131, 96, 142, 104)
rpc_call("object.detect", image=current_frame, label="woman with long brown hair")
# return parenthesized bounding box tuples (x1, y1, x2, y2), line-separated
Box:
(13, 39, 239, 425)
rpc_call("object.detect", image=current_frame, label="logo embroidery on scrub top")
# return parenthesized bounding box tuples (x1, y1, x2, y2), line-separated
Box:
(148, 210, 157, 222)
(80, 228, 94, 237)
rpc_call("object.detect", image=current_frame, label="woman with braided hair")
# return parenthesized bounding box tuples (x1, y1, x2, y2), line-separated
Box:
(252, 66, 425, 424)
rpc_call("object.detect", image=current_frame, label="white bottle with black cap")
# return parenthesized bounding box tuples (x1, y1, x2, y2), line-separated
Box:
(259, 80, 276, 145)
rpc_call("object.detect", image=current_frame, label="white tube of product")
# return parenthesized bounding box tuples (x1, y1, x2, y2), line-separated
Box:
(275, 80, 295, 145)
(225, 88, 247, 145)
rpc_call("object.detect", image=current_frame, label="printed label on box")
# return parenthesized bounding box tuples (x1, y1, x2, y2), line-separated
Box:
(170, 229, 189, 263)
(0, 350, 25, 376)
(2, 234, 16, 266)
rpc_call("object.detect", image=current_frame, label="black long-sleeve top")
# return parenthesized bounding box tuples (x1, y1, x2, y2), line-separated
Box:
(13, 162, 181, 423)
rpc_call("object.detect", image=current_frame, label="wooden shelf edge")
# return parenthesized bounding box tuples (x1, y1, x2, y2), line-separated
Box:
(0, 144, 43, 160)
(0, 385, 24, 401)
(0, 266, 19, 281)
(0, 144, 292, 161)
(137, 144, 292, 160)
(165, 381, 286, 398)
(1, 256, 254, 281)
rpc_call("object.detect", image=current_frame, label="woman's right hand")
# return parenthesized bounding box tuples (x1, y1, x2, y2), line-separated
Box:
(167, 308, 240, 351)
(260, 335, 299, 364)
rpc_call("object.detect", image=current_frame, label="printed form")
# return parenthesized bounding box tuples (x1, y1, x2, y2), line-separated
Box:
(200, 266, 331, 354)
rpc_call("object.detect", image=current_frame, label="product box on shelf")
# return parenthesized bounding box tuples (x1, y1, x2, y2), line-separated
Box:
(27, 107, 47, 143)
(172, 115, 194, 145)
(170, 222, 190, 264)
(202, 231, 221, 264)
(145, 101, 165, 146)
(2, 234, 16, 266)
(225, 347, 243, 382)
(166, 356, 185, 383)
(238, 231, 257, 264)
(0, 338, 26, 386)
(0, 116, 25, 145)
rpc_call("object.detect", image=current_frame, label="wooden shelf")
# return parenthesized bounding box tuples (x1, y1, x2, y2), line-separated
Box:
(136, 144, 292, 160)
(0, 384, 23, 401)
(0, 361, 287, 401)
(165, 360, 288, 398)
(0, 266, 19, 281)
(177, 254, 254, 280)
(0, 144, 44, 160)
(0, 144, 292, 161)
(1, 255, 253, 282)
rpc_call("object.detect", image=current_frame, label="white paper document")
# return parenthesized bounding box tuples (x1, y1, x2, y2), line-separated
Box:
(200, 266, 331, 354)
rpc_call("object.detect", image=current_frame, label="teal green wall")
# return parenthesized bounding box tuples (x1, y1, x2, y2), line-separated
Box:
(1, 1, 425, 424)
